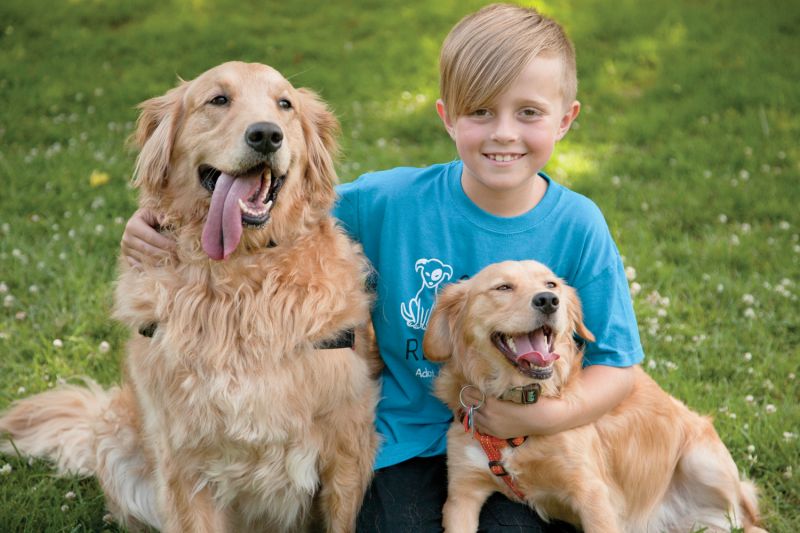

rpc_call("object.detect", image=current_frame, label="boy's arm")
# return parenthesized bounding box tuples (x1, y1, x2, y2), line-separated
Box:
(465, 364, 636, 439)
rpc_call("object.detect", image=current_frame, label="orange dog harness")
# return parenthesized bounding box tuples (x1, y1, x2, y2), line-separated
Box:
(460, 411, 528, 500)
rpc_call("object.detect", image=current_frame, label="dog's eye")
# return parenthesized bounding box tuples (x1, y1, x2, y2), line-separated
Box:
(545, 281, 558, 289)
(278, 98, 293, 110)
(494, 284, 514, 291)
(209, 95, 229, 106)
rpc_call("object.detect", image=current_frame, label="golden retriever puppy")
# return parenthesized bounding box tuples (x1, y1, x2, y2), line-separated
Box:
(0, 62, 378, 533)
(424, 260, 765, 533)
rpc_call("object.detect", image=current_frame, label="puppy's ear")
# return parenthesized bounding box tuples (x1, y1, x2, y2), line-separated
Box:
(565, 286, 595, 343)
(423, 282, 468, 361)
(132, 81, 187, 190)
(297, 87, 339, 208)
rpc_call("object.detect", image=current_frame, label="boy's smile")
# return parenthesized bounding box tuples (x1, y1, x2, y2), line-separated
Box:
(437, 54, 580, 217)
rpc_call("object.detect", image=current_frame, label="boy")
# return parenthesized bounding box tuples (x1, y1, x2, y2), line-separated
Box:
(122, 4, 643, 531)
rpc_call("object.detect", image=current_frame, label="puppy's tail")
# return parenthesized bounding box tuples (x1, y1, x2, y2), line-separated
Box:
(739, 480, 768, 533)
(0, 379, 161, 529)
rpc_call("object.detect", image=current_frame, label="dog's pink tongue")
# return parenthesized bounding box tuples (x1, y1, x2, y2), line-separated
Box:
(513, 330, 559, 368)
(201, 172, 259, 260)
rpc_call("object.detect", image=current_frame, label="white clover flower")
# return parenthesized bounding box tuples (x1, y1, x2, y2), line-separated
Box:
(0, 463, 12, 475)
(60, 505, 69, 512)
(743, 352, 752, 361)
(742, 294, 755, 305)
(657, 309, 667, 317)
(3, 295, 13, 307)
(765, 404, 776, 414)
(739, 169, 750, 180)
(743, 308, 756, 319)
(29, 285, 38, 294)
(99, 341, 111, 353)
(745, 395, 754, 403)
(647, 360, 657, 369)
(17, 386, 25, 395)
(64, 491, 76, 501)
(630, 282, 642, 297)
(15, 311, 26, 320)
(730, 234, 740, 246)
(717, 284, 725, 293)
(611, 175, 621, 187)
(784, 466, 793, 479)
(625, 266, 636, 281)
(784, 432, 797, 442)
(779, 220, 790, 230)
(53, 339, 63, 348)
(0, 282, 7, 293)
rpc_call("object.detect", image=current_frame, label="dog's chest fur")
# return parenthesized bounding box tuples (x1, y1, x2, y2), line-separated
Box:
(116, 225, 371, 510)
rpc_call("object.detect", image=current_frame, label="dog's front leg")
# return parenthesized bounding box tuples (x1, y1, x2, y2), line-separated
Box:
(441, 478, 494, 533)
(155, 453, 228, 533)
(317, 405, 379, 532)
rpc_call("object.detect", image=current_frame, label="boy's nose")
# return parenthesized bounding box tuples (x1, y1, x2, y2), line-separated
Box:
(490, 115, 518, 143)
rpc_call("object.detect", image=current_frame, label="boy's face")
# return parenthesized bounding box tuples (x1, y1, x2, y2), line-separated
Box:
(437, 55, 579, 206)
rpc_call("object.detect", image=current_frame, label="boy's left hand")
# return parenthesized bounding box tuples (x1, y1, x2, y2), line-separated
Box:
(460, 389, 563, 439)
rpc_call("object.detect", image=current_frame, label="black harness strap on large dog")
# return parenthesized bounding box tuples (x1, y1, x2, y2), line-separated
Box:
(138, 322, 355, 349)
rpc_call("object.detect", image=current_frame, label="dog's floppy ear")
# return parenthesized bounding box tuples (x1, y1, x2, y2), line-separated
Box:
(565, 285, 595, 343)
(132, 81, 188, 190)
(297, 87, 339, 208)
(423, 282, 469, 361)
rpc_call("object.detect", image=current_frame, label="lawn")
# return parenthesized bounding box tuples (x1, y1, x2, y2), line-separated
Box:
(0, 0, 798, 531)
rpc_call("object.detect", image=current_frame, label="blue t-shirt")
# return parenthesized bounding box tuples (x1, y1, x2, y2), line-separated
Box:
(333, 160, 644, 470)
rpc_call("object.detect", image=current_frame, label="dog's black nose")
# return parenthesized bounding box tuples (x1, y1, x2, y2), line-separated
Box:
(245, 122, 283, 154)
(532, 292, 559, 315)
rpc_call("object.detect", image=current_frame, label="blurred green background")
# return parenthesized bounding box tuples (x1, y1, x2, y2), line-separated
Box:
(0, 0, 798, 530)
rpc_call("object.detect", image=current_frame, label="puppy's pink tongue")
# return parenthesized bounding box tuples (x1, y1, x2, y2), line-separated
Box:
(517, 351, 560, 368)
(201, 173, 260, 260)
(512, 330, 559, 368)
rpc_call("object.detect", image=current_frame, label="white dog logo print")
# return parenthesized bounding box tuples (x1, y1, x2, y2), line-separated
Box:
(401, 258, 453, 330)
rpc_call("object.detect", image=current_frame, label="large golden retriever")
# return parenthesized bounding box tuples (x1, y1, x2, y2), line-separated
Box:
(0, 62, 378, 533)
(424, 260, 766, 533)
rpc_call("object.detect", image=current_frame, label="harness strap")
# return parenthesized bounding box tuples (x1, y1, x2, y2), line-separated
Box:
(460, 411, 528, 500)
(138, 322, 355, 349)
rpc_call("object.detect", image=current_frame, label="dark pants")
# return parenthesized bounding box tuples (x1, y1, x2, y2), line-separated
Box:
(355, 455, 578, 532)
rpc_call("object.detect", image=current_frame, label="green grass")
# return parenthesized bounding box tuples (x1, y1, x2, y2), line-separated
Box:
(0, 0, 798, 530)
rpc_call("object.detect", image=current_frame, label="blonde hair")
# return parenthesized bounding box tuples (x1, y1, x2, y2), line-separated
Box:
(439, 3, 577, 119)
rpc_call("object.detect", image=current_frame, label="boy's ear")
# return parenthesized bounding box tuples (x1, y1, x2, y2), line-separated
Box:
(436, 99, 456, 141)
(555, 100, 581, 141)
(423, 282, 469, 361)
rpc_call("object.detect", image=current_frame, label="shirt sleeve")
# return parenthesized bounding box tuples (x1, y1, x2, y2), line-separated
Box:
(576, 256, 644, 368)
(332, 181, 360, 241)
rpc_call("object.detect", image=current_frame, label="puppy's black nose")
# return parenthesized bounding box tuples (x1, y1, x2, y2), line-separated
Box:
(245, 122, 283, 154)
(532, 292, 559, 315)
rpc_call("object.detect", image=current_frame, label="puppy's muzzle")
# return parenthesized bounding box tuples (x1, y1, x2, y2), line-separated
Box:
(246, 122, 283, 155)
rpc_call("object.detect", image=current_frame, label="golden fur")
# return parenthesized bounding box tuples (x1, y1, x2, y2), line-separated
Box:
(424, 260, 766, 533)
(0, 62, 379, 533)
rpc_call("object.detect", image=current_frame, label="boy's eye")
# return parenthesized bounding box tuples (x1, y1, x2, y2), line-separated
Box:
(470, 108, 490, 117)
(521, 108, 542, 117)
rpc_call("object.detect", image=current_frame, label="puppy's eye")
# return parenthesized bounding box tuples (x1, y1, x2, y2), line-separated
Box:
(209, 95, 229, 106)
(494, 284, 514, 291)
(278, 98, 293, 110)
(545, 281, 558, 289)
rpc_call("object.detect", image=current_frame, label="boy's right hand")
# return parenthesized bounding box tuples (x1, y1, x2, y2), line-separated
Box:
(120, 208, 177, 269)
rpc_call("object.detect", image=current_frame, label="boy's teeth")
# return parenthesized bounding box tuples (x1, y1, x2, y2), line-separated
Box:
(488, 154, 518, 162)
